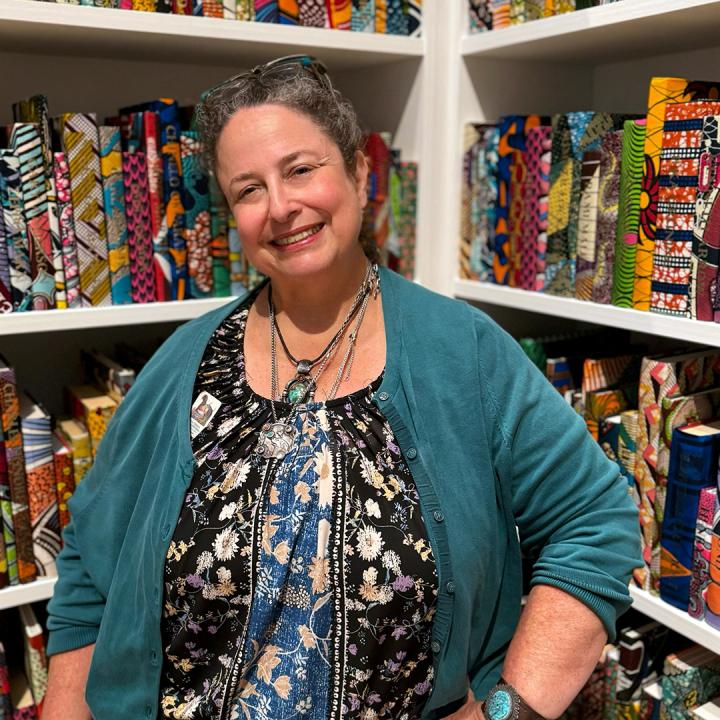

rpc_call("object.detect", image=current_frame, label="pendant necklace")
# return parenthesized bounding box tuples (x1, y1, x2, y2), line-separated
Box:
(255, 264, 378, 460)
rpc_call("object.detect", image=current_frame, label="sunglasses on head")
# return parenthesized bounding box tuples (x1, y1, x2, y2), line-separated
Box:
(202, 54, 334, 102)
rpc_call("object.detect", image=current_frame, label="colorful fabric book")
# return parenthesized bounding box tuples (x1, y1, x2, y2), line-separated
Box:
(236, 0, 255, 19)
(9, 672, 36, 720)
(351, 0, 374, 30)
(18, 604, 48, 715)
(255, 0, 278, 21)
(59, 113, 111, 307)
(0, 429, 17, 586)
(590, 129, 622, 304)
(460, 124, 498, 282)
(0, 151, 32, 312)
(574, 148, 602, 300)
(9, 123, 55, 311)
(406, 0, 421, 36)
(45, 163, 66, 310)
(691, 115, 720, 322)
(181, 131, 213, 298)
(660, 421, 720, 610)
(661, 647, 720, 720)
(19, 392, 60, 578)
(584, 386, 634, 442)
(298, 0, 327, 25)
(326, 0, 351, 28)
(209, 173, 230, 297)
(615, 621, 668, 704)
(650, 101, 720, 317)
(634, 350, 720, 591)
(0, 642, 11, 720)
(122, 151, 157, 303)
(598, 411, 638, 496)
(612, 119, 646, 308)
(469, 0, 492, 31)
(689, 486, 716, 620)
(277, 0, 299, 23)
(385, 0, 406, 34)
(519, 125, 551, 291)
(82, 350, 136, 403)
(58, 419, 92, 485)
(99, 126, 132, 305)
(53, 152, 82, 309)
(0, 358, 35, 584)
(375, 0, 387, 30)
(52, 431, 75, 531)
(633, 77, 720, 311)
(0, 181, 12, 314)
(66, 386, 118, 457)
(494, 115, 543, 285)
(394, 161, 417, 279)
(0, 515, 6, 589)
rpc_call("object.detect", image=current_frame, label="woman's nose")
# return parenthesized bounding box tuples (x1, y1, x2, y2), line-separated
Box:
(267, 183, 301, 223)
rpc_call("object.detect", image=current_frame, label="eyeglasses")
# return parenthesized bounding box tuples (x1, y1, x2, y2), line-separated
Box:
(201, 54, 334, 102)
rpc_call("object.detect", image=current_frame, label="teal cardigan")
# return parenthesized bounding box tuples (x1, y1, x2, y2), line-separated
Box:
(47, 267, 641, 719)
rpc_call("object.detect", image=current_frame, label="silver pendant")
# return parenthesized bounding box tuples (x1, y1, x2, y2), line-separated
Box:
(283, 376, 315, 404)
(255, 421, 298, 459)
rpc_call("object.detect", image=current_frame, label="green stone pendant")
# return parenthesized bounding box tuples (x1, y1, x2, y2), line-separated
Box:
(284, 377, 314, 404)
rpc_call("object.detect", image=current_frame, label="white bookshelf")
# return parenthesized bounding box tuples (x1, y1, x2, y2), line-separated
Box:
(629, 586, 720, 656)
(0, 298, 237, 336)
(455, 280, 720, 347)
(0, 577, 57, 612)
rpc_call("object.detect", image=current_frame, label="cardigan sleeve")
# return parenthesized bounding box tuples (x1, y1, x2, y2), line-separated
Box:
(476, 315, 643, 641)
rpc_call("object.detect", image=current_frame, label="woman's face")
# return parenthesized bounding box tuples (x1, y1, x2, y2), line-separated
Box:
(215, 103, 369, 283)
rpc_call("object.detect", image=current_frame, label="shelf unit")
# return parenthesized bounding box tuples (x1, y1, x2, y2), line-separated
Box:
(629, 586, 720, 656)
(0, 577, 57, 612)
(444, 0, 720, 659)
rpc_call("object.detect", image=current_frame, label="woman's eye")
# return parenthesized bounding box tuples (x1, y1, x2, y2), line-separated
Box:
(291, 165, 314, 177)
(238, 186, 257, 200)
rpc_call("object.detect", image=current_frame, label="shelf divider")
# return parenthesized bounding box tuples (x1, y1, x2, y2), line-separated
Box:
(0, 577, 57, 611)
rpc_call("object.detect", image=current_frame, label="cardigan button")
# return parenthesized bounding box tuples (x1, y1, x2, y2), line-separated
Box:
(446, 581, 456, 595)
(406, 448, 417, 460)
(433, 510, 445, 523)
(145, 704, 153, 717)
(431, 640, 441, 654)
(377, 391, 389, 401)
(150, 650, 158, 666)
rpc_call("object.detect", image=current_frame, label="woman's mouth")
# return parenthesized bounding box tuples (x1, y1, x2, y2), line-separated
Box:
(272, 224, 324, 248)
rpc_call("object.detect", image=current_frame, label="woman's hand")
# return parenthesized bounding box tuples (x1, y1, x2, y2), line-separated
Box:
(443, 691, 485, 719)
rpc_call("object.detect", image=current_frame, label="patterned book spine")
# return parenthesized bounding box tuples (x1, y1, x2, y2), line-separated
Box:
(122, 152, 157, 303)
(278, 0, 299, 22)
(494, 115, 541, 284)
(0, 364, 36, 584)
(0, 163, 15, 313)
(46, 170, 66, 309)
(18, 605, 48, 717)
(619, 410, 640, 505)
(58, 420, 92, 486)
(67, 387, 118, 458)
(375, 0, 387, 30)
(0, 435, 17, 586)
(591, 129, 623, 304)
(60, 113, 111, 307)
(397, 161, 417, 279)
(633, 77, 720, 310)
(20, 395, 61, 577)
(203, 0, 223, 15)
(52, 433, 75, 531)
(228, 217, 247, 295)
(473, 127, 499, 282)
(299, 0, 327, 24)
(52, 153, 82, 309)
(181, 132, 213, 299)
(689, 486, 716, 619)
(708, 490, 720, 629)
(406, 0, 421, 36)
(0, 152, 32, 312)
(491, 0, 510, 28)
(9, 124, 55, 311)
(255, 0, 278, 20)
(469, 0, 492, 31)
(574, 149, 602, 301)
(99, 127, 131, 305)
(172, 0, 193, 12)
(132, 0, 158, 9)
(519, 126, 551, 290)
(584, 387, 632, 442)
(351, 0, 373, 30)
(0, 512, 6, 589)
(612, 119, 646, 308)
(660, 425, 720, 610)
(691, 115, 720, 322)
(326, 0, 351, 28)
(650, 101, 720, 317)
(385, 0, 406, 33)
(236, 0, 254, 17)
(208, 175, 230, 297)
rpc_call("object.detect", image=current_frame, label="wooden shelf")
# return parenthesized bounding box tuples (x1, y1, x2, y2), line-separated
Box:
(454, 279, 720, 347)
(629, 586, 720, 656)
(0, 577, 56, 611)
(0, 297, 238, 336)
(461, 0, 720, 62)
(0, 0, 423, 67)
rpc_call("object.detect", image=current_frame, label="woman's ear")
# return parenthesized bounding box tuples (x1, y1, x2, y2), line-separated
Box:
(353, 149, 370, 210)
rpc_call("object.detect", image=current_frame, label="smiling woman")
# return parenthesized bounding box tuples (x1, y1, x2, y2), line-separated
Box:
(43, 55, 641, 720)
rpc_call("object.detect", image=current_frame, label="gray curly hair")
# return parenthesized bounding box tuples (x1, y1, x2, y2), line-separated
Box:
(195, 63, 364, 176)
(195, 59, 379, 262)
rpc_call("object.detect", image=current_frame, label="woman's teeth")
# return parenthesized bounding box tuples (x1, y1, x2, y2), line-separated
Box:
(274, 224, 322, 246)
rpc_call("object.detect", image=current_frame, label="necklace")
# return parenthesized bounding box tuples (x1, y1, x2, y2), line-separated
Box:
(255, 264, 379, 460)
(268, 263, 373, 405)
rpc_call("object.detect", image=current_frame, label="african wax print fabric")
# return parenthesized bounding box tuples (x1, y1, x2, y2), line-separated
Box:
(159, 298, 437, 720)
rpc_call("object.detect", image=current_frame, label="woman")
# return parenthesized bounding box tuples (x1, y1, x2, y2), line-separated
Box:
(44, 56, 641, 720)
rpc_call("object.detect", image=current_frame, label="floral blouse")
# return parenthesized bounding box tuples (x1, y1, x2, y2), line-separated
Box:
(159, 298, 438, 720)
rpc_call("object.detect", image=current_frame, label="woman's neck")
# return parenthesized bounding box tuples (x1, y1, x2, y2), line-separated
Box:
(268, 256, 370, 336)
